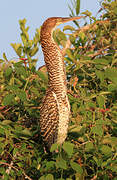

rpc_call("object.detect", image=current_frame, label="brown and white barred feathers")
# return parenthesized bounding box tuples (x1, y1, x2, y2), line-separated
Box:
(39, 17, 71, 151)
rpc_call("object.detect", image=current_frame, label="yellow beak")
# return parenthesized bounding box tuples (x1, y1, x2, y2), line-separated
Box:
(59, 16, 83, 24)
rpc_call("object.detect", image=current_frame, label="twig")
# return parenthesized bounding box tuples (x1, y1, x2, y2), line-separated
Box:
(91, 175, 97, 180)
(88, 45, 110, 58)
(76, 19, 110, 33)
(0, 161, 18, 172)
(0, 161, 32, 180)
(67, 90, 80, 98)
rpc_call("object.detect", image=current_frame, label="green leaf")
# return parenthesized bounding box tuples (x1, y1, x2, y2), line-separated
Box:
(70, 161, 83, 174)
(16, 90, 26, 101)
(14, 128, 32, 139)
(17, 169, 23, 176)
(13, 148, 19, 156)
(97, 95, 105, 108)
(72, 102, 78, 114)
(103, 137, 117, 147)
(0, 166, 6, 174)
(57, 31, 67, 41)
(1, 120, 13, 125)
(105, 68, 117, 84)
(0, 127, 5, 135)
(11, 43, 22, 56)
(7, 85, 19, 91)
(93, 156, 102, 167)
(63, 142, 74, 156)
(87, 101, 96, 108)
(21, 33, 27, 46)
(69, 34, 76, 44)
(15, 66, 27, 77)
(63, 25, 75, 31)
(3, 52, 8, 61)
(95, 70, 105, 82)
(30, 87, 39, 96)
(19, 18, 27, 26)
(85, 142, 94, 152)
(39, 176, 45, 180)
(106, 164, 117, 173)
(82, 10, 92, 16)
(91, 125, 103, 137)
(46, 161, 55, 170)
(69, 125, 82, 133)
(100, 145, 112, 156)
(0, 59, 4, 63)
(108, 84, 117, 92)
(66, 49, 74, 60)
(4, 67, 12, 77)
(45, 174, 54, 180)
(3, 94, 15, 106)
(29, 46, 39, 57)
(94, 58, 110, 65)
(56, 158, 67, 170)
(0, 137, 5, 143)
(13, 61, 23, 67)
(20, 128, 32, 136)
(50, 143, 59, 152)
(37, 71, 48, 82)
(79, 32, 85, 40)
(76, 0, 80, 15)
(16, 162, 24, 168)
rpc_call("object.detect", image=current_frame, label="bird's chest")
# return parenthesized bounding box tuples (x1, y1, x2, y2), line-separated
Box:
(56, 95, 70, 144)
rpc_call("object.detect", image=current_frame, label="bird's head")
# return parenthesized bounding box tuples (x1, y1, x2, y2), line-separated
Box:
(41, 16, 83, 32)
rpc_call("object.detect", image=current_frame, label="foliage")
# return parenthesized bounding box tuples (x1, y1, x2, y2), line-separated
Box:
(0, 0, 117, 179)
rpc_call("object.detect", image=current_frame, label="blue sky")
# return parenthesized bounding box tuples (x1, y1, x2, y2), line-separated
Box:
(0, 0, 100, 67)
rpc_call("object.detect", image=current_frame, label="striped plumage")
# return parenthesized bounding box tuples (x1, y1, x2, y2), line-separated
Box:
(40, 17, 82, 150)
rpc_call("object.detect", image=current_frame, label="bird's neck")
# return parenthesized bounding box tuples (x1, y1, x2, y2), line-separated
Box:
(41, 30, 67, 98)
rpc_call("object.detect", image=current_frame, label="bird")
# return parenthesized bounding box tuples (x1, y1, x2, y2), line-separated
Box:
(40, 16, 82, 151)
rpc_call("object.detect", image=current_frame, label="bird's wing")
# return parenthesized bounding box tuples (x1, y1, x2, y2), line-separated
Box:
(39, 89, 59, 150)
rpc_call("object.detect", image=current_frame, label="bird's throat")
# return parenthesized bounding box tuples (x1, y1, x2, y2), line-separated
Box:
(41, 31, 67, 98)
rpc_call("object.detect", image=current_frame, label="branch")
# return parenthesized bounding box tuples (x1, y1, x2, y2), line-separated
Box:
(91, 175, 97, 180)
(0, 161, 32, 180)
(77, 19, 110, 33)
(88, 45, 110, 58)
(67, 90, 80, 98)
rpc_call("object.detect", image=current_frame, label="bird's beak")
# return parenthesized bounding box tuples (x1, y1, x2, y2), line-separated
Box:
(59, 16, 83, 24)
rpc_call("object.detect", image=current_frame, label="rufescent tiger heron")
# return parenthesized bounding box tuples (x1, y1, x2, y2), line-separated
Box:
(40, 16, 82, 151)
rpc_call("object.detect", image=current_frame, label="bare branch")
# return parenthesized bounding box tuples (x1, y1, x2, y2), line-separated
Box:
(0, 161, 32, 180)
